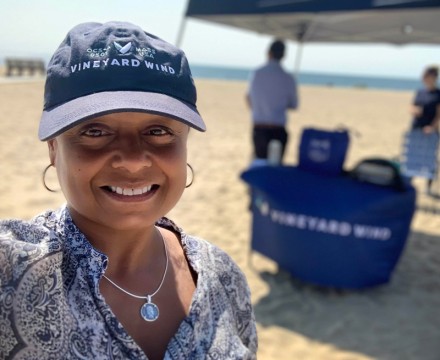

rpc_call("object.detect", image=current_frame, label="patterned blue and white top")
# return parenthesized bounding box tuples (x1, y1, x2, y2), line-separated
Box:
(0, 206, 257, 359)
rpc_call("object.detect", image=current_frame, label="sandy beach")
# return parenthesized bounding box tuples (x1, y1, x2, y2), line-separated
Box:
(1, 77, 439, 359)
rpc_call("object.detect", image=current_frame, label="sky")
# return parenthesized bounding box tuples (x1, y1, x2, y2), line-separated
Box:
(1, 0, 439, 79)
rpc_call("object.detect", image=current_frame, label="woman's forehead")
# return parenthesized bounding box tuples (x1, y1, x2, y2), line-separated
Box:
(78, 112, 189, 128)
(91, 112, 177, 122)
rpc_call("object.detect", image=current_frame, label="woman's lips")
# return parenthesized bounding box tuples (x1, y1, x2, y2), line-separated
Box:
(110, 185, 152, 196)
(101, 184, 159, 198)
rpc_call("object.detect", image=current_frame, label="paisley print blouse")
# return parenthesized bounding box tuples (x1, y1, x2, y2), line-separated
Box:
(0, 206, 257, 359)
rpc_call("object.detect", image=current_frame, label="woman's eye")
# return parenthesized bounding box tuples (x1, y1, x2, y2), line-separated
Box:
(148, 127, 172, 136)
(81, 128, 107, 137)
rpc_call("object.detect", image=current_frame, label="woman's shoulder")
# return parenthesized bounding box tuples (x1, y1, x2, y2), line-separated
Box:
(181, 233, 258, 356)
(156, 217, 248, 278)
(153, 219, 252, 297)
(0, 208, 62, 244)
(0, 208, 65, 280)
(182, 233, 252, 299)
(179, 231, 243, 274)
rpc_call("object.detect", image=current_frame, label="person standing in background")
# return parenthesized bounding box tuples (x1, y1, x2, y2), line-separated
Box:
(247, 39, 299, 161)
(410, 66, 440, 194)
(411, 66, 440, 133)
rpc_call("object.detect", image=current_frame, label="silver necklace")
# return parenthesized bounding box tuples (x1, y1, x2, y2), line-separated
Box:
(102, 227, 168, 322)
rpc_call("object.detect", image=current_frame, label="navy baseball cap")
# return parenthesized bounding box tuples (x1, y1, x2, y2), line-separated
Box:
(38, 21, 206, 141)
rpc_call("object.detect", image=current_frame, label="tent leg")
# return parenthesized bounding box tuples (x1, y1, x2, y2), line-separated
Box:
(176, 0, 190, 48)
(294, 42, 304, 75)
(175, 18, 187, 48)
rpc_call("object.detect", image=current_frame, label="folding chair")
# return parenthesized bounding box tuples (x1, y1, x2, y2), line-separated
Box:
(400, 129, 440, 211)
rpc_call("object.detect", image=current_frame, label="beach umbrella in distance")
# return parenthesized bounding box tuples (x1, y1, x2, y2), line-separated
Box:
(177, 0, 440, 72)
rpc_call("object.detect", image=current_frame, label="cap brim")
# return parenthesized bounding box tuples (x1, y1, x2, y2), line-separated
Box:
(39, 91, 206, 141)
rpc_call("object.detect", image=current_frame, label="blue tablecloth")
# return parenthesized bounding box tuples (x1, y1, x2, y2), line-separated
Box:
(241, 166, 416, 288)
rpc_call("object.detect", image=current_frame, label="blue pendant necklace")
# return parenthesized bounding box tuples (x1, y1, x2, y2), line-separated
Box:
(102, 228, 168, 322)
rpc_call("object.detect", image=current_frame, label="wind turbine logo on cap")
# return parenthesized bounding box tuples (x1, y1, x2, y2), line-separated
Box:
(114, 41, 132, 55)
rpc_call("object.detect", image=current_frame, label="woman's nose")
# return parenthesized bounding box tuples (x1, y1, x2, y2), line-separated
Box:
(112, 137, 153, 172)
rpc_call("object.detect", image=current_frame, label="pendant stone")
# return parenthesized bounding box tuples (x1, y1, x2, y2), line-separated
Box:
(140, 296, 159, 322)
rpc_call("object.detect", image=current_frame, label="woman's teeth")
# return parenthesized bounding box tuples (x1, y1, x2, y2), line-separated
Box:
(109, 185, 153, 196)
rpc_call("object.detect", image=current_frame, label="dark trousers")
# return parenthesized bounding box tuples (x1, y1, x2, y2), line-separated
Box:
(252, 126, 288, 159)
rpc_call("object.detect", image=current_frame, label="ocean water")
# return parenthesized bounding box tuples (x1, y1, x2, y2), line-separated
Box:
(0, 55, 420, 92)
(191, 64, 421, 92)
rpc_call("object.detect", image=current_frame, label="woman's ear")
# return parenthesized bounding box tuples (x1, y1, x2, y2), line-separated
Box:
(47, 139, 58, 165)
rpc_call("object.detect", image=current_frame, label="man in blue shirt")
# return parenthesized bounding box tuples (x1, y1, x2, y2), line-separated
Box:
(247, 40, 299, 161)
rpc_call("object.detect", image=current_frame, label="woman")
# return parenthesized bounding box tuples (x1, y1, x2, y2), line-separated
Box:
(0, 21, 257, 359)
(411, 66, 440, 133)
(410, 66, 440, 193)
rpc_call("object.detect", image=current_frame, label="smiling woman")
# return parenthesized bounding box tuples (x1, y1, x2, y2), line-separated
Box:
(49, 113, 189, 234)
(0, 21, 257, 360)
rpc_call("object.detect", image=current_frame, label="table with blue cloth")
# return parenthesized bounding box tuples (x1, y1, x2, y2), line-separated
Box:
(241, 165, 416, 289)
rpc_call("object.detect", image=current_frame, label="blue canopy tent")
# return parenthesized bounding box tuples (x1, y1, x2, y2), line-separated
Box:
(179, 0, 440, 71)
(182, 0, 440, 44)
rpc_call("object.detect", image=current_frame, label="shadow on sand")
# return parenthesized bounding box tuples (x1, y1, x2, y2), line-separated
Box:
(253, 230, 440, 360)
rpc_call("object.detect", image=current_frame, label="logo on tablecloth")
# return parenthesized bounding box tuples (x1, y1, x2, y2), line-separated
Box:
(254, 195, 392, 240)
(255, 197, 270, 216)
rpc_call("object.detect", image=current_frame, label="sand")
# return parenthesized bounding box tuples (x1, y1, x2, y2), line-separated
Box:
(1, 77, 439, 360)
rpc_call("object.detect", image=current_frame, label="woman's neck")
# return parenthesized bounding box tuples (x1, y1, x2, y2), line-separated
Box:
(68, 206, 162, 274)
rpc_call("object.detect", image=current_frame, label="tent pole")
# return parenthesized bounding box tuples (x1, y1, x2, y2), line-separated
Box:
(294, 41, 304, 75)
(176, 17, 188, 48)
(175, 0, 190, 47)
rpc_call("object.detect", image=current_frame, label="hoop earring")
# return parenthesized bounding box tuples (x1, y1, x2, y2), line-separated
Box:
(42, 164, 58, 192)
(186, 163, 194, 188)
